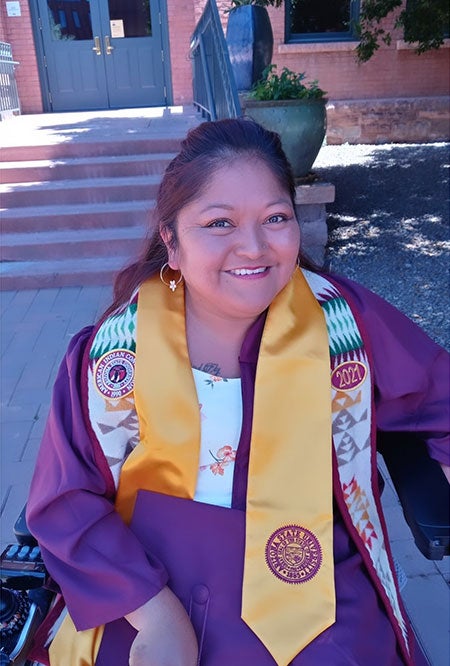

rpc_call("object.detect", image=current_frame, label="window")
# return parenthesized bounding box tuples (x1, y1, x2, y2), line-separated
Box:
(286, 0, 360, 42)
(47, 1, 93, 41)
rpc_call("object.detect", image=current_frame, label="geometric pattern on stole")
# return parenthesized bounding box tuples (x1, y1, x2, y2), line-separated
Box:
(304, 270, 409, 655)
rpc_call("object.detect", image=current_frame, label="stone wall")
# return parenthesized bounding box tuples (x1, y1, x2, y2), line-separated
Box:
(326, 96, 450, 145)
(295, 183, 335, 267)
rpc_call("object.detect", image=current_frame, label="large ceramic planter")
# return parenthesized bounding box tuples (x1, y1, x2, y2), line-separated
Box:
(244, 98, 327, 178)
(226, 6, 273, 91)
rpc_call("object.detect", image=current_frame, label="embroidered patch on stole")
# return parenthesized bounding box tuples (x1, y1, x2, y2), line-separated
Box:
(265, 525, 323, 584)
(94, 349, 135, 399)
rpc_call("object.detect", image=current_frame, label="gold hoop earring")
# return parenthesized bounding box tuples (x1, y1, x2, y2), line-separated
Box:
(160, 262, 183, 292)
(290, 258, 301, 281)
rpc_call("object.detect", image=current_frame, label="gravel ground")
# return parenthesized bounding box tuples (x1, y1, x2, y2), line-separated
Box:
(313, 142, 450, 350)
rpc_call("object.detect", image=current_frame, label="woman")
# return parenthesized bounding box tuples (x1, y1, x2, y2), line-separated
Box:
(27, 118, 449, 666)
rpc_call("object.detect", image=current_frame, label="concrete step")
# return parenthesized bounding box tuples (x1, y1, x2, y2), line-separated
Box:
(1, 226, 147, 262)
(0, 174, 161, 208)
(0, 108, 202, 290)
(0, 255, 134, 290)
(0, 153, 175, 184)
(0, 137, 184, 163)
(1, 200, 155, 233)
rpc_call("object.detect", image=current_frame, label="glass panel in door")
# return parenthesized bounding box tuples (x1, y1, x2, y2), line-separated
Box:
(46, 0, 93, 40)
(39, 0, 109, 110)
(107, 0, 152, 38)
(100, 0, 166, 108)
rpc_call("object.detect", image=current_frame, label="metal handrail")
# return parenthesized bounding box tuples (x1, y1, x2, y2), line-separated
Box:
(0, 42, 20, 120)
(190, 0, 241, 120)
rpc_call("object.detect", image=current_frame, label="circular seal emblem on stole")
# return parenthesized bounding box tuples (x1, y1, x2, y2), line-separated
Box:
(265, 525, 322, 584)
(94, 349, 135, 399)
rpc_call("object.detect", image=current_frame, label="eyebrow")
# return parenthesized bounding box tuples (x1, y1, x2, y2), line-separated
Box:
(198, 199, 292, 214)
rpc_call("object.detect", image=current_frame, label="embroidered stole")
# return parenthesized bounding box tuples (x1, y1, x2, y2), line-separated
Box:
(49, 269, 410, 666)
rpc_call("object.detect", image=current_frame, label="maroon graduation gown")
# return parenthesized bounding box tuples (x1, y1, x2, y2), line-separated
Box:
(26, 275, 449, 664)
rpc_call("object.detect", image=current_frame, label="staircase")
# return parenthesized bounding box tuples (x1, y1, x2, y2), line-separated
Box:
(0, 109, 200, 290)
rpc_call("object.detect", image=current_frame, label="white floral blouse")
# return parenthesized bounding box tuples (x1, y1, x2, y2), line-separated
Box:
(192, 368, 243, 508)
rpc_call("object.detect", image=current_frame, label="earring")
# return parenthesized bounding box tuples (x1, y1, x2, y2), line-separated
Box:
(160, 262, 183, 292)
(290, 258, 301, 281)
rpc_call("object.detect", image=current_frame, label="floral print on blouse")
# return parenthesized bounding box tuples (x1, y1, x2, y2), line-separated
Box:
(191, 368, 243, 508)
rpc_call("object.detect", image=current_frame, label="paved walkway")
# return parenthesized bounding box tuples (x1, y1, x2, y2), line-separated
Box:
(1, 109, 449, 666)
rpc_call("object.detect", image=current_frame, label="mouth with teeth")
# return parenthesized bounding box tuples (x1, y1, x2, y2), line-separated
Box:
(228, 267, 269, 277)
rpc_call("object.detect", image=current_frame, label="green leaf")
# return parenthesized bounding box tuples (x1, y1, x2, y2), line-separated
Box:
(248, 64, 326, 100)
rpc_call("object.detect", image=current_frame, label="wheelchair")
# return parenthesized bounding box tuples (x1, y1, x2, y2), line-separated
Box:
(1, 432, 449, 665)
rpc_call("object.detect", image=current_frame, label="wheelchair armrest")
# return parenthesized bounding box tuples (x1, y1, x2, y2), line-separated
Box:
(378, 431, 450, 560)
(13, 505, 38, 547)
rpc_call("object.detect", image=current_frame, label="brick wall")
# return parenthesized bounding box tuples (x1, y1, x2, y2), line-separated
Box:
(166, 1, 196, 105)
(180, 3, 449, 102)
(168, 0, 229, 105)
(181, 3, 450, 102)
(0, 5, 7, 41)
(267, 4, 449, 100)
(2, 0, 43, 113)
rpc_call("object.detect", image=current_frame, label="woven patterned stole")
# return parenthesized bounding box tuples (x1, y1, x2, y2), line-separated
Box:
(304, 271, 410, 660)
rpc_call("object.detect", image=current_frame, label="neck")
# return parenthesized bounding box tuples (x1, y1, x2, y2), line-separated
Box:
(185, 298, 257, 379)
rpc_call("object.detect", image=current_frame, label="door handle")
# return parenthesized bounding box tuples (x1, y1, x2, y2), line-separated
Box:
(105, 36, 114, 55)
(92, 36, 102, 55)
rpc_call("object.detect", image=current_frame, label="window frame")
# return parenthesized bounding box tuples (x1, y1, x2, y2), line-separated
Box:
(285, 0, 361, 44)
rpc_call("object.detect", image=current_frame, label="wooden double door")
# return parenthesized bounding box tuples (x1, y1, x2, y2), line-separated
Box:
(35, 0, 169, 111)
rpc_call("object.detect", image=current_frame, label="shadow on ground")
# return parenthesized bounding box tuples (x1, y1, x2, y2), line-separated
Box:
(315, 143, 449, 349)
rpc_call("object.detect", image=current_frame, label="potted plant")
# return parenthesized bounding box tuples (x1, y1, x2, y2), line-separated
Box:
(243, 65, 327, 179)
(225, 1, 283, 91)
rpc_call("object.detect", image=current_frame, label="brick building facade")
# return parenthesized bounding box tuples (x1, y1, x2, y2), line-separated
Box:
(0, 1, 448, 143)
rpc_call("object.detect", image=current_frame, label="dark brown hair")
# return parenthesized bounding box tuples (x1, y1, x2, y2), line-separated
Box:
(107, 117, 313, 315)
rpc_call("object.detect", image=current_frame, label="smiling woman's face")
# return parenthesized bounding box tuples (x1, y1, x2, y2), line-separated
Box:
(165, 157, 301, 326)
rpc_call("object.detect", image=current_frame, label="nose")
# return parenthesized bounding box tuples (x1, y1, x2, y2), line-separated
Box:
(235, 226, 267, 258)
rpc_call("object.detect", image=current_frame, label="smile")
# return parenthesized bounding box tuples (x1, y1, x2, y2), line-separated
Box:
(228, 267, 268, 276)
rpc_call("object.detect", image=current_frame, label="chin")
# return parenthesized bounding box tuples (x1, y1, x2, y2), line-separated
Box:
(229, 300, 273, 320)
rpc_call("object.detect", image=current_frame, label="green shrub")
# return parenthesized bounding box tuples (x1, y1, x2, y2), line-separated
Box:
(228, 1, 283, 8)
(248, 65, 326, 101)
